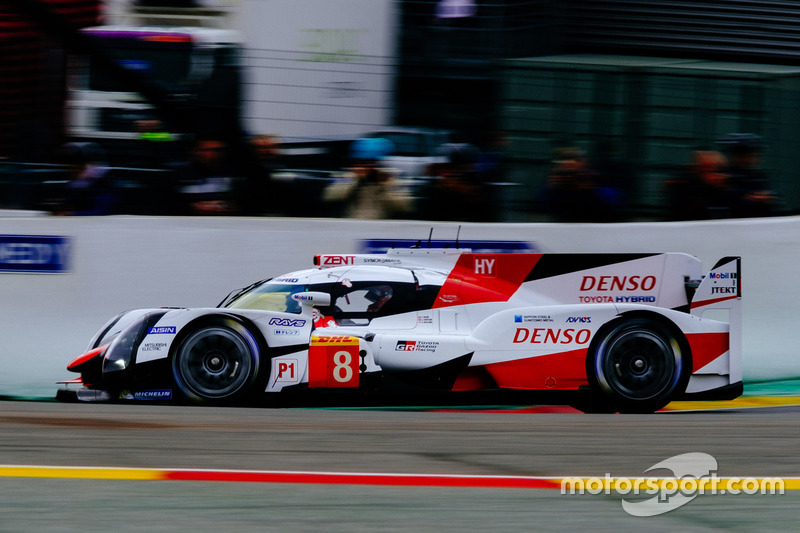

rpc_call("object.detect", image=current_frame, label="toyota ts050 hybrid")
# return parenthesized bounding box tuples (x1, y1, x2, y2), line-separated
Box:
(59, 248, 742, 412)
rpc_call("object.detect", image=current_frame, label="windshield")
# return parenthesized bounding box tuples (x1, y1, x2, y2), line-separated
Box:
(225, 282, 307, 313)
(88, 38, 196, 91)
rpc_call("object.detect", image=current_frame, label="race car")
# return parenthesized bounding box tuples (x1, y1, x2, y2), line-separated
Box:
(59, 248, 742, 412)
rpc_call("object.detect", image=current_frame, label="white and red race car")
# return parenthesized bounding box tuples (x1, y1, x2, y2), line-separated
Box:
(60, 248, 742, 412)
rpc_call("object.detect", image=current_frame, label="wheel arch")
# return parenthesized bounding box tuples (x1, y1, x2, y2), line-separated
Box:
(172, 312, 270, 356)
(169, 312, 271, 405)
(584, 309, 693, 412)
(589, 310, 693, 369)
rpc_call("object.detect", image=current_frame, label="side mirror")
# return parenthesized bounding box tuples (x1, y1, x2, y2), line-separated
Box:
(292, 292, 331, 308)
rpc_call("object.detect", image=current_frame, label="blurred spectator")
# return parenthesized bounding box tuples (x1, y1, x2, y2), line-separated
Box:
(664, 150, 731, 220)
(719, 133, 787, 218)
(48, 142, 117, 216)
(423, 142, 489, 221)
(240, 133, 285, 216)
(323, 137, 412, 219)
(539, 144, 623, 222)
(132, 119, 180, 169)
(475, 131, 510, 221)
(591, 140, 634, 221)
(172, 137, 241, 215)
(476, 130, 509, 183)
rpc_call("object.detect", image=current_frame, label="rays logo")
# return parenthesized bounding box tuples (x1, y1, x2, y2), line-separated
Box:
(268, 318, 306, 327)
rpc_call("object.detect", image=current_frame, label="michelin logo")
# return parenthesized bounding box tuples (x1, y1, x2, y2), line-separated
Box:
(121, 389, 173, 400)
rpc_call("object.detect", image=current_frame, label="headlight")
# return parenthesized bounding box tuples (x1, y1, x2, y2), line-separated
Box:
(103, 311, 168, 375)
(87, 312, 126, 351)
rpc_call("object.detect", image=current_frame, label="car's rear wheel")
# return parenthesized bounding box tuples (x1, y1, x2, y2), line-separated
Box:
(583, 316, 690, 413)
(171, 317, 265, 405)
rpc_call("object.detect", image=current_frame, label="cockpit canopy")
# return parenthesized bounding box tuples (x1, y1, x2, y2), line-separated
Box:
(224, 266, 444, 324)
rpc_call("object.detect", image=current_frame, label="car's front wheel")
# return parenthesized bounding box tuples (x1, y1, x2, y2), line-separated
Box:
(171, 317, 266, 405)
(583, 316, 690, 413)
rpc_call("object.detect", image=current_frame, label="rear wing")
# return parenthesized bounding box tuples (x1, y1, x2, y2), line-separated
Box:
(690, 257, 742, 314)
(690, 256, 742, 384)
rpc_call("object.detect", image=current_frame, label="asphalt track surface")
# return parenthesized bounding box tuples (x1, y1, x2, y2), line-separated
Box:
(1, 398, 799, 532)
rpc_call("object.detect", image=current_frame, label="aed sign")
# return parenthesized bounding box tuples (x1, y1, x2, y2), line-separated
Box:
(0, 235, 70, 273)
(308, 336, 360, 388)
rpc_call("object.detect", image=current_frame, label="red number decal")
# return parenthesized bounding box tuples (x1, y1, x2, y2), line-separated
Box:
(308, 336, 359, 388)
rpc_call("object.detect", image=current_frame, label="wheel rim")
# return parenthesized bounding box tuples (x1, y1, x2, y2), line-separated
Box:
(176, 326, 254, 399)
(597, 326, 680, 401)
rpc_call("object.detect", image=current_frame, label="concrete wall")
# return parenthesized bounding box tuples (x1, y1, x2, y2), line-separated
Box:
(1, 214, 797, 399)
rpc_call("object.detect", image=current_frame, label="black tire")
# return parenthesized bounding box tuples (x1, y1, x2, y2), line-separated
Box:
(171, 317, 266, 405)
(584, 317, 690, 413)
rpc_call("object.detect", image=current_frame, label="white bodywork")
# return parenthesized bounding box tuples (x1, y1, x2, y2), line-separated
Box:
(80, 250, 741, 401)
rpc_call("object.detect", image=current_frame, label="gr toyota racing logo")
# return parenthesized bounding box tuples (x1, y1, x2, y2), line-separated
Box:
(396, 340, 439, 352)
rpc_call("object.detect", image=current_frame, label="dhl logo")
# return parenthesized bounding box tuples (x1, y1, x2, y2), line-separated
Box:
(311, 335, 359, 346)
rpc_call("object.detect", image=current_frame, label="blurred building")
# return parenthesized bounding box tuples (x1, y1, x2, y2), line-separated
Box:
(0, 0, 101, 160)
(6, 0, 800, 215)
(396, 0, 562, 137)
(503, 2, 800, 217)
(397, 1, 800, 130)
(396, 1, 800, 216)
(561, 1, 800, 65)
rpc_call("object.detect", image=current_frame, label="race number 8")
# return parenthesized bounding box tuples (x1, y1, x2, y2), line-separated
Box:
(333, 350, 353, 383)
(308, 337, 359, 388)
